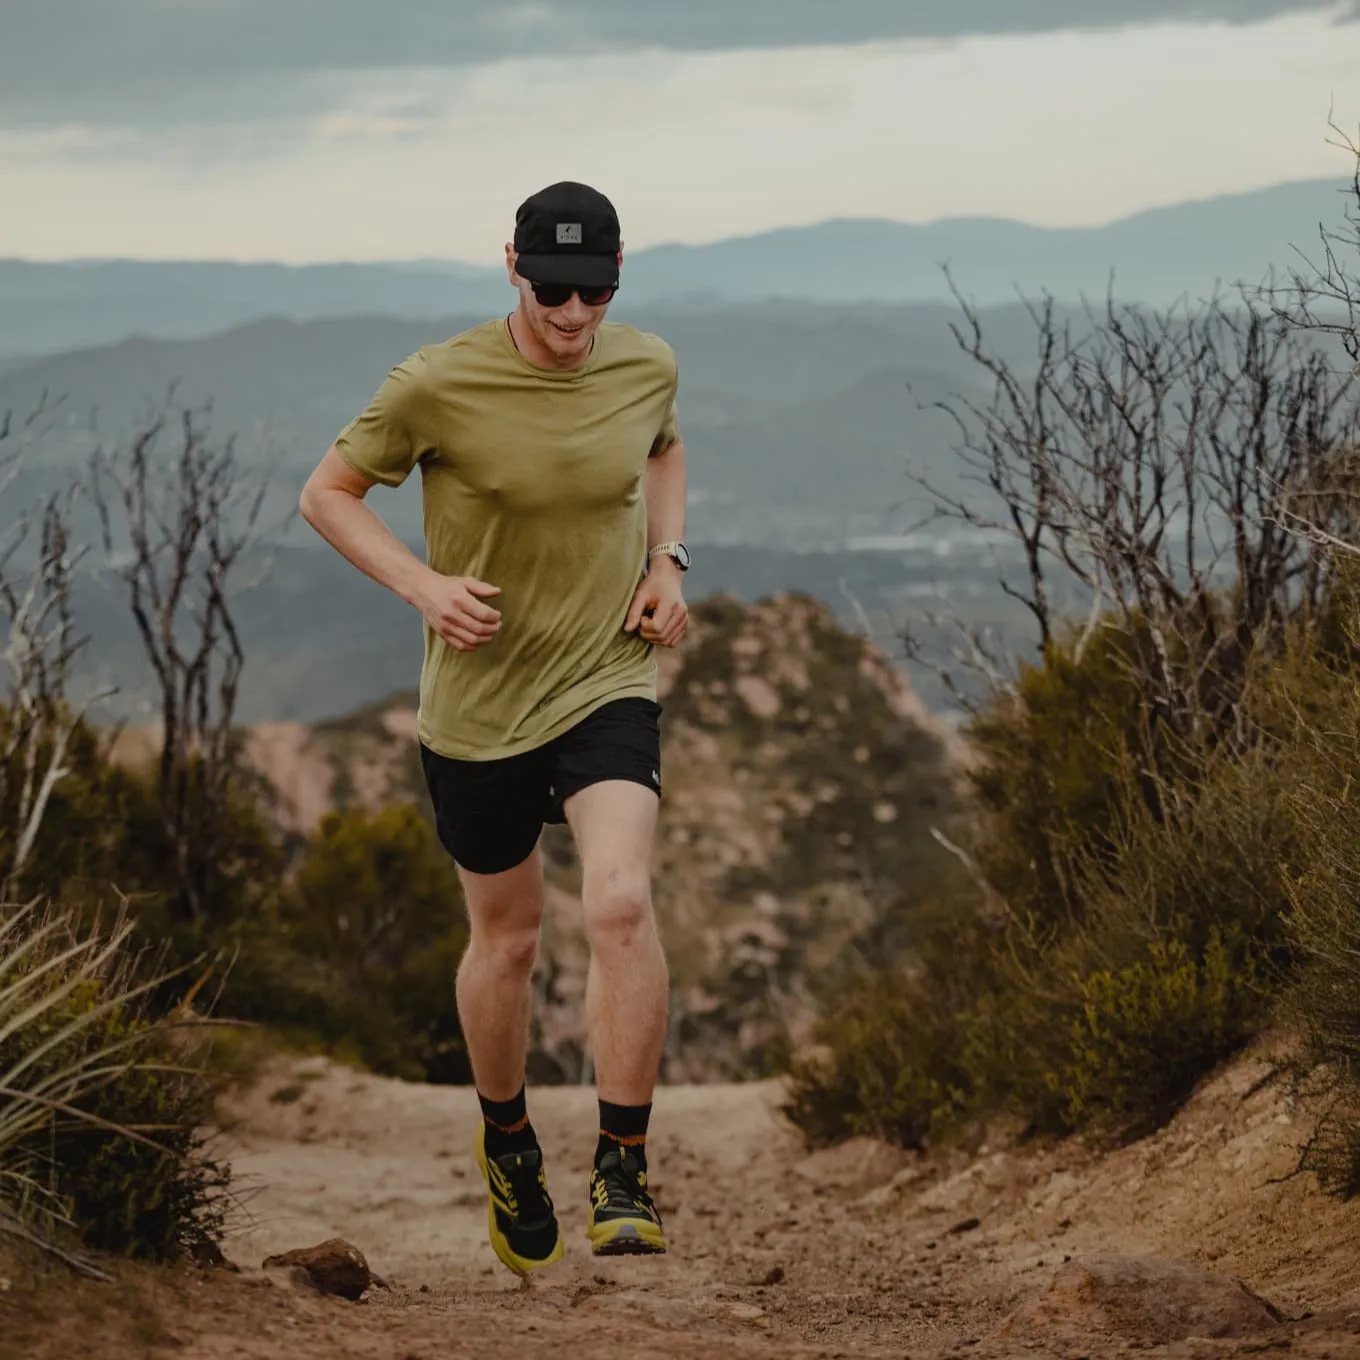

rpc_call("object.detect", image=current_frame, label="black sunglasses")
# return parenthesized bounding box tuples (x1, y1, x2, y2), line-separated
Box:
(529, 280, 618, 308)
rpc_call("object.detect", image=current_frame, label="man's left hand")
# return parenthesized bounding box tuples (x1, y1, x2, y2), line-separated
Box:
(625, 566, 689, 648)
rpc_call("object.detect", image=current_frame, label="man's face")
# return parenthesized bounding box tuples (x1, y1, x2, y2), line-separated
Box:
(506, 248, 622, 366)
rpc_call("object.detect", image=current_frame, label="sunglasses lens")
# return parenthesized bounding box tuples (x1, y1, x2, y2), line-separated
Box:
(533, 283, 574, 307)
(532, 282, 616, 307)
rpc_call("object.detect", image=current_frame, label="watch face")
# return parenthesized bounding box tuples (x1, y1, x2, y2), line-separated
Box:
(674, 542, 691, 570)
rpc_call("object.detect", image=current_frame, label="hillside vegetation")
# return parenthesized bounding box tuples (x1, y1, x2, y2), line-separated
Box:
(785, 216, 1360, 1193)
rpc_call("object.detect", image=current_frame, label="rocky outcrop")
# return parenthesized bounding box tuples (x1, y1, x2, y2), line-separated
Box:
(991, 1256, 1285, 1348)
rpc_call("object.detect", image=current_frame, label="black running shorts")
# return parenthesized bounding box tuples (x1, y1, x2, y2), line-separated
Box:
(419, 697, 662, 876)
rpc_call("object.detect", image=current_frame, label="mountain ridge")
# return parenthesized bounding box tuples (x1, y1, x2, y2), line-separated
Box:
(2, 176, 1348, 360)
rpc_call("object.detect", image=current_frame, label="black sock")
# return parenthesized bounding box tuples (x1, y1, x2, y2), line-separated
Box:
(479, 1086, 537, 1159)
(596, 1099, 652, 1171)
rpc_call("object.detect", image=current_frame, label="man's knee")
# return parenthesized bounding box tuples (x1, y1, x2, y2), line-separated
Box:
(461, 859, 543, 980)
(476, 922, 540, 979)
(583, 866, 654, 953)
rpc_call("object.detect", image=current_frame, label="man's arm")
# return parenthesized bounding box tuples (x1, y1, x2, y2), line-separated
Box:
(300, 446, 433, 606)
(643, 433, 687, 563)
(624, 433, 689, 647)
(299, 446, 502, 652)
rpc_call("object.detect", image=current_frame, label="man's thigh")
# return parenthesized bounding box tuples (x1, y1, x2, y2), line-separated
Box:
(420, 741, 552, 878)
(553, 698, 663, 880)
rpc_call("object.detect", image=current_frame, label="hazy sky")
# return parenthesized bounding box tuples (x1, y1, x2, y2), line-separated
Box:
(4, 0, 1360, 263)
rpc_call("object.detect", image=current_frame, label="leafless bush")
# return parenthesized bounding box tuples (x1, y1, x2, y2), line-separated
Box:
(1280, 111, 1360, 375)
(0, 398, 110, 896)
(911, 283, 1360, 756)
(91, 396, 268, 925)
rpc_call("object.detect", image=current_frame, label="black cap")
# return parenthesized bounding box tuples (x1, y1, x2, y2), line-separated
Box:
(513, 181, 621, 288)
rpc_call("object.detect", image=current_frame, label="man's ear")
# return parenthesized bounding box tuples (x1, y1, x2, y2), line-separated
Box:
(505, 244, 521, 284)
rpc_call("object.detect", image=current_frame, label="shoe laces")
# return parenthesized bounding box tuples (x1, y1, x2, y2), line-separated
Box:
(597, 1149, 655, 1213)
(496, 1149, 554, 1226)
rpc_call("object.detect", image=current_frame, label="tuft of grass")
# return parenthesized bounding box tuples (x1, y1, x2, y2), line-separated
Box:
(0, 900, 231, 1274)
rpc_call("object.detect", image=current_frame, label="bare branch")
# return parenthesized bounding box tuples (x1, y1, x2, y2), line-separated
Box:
(915, 278, 1360, 766)
(0, 406, 101, 897)
(90, 393, 270, 924)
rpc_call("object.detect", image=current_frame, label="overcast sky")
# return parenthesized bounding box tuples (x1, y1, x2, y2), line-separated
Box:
(4, 0, 1360, 262)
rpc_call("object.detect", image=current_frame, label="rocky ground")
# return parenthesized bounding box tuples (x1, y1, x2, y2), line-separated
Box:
(6, 1040, 1360, 1360)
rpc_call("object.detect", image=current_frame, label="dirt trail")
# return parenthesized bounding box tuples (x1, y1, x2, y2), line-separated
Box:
(9, 1047, 1360, 1359)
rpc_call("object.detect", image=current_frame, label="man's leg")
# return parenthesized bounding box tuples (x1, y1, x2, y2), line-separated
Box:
(564, 779, 670, 1255)
(455, 849, 566, 1275)
(419, 742, 563, 1276)
(565, 781, 668, 1104)
(455, 850, 544, 1106)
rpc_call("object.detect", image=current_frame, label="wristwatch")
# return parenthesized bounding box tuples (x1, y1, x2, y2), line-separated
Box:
(648, 540, 691, 571)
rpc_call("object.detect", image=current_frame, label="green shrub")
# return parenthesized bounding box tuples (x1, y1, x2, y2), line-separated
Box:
(0, 902, 230, 1267)
(1272, 643, 1360, 1197)
(0, 710, 163, 905)
(967, 624, 1157, 929)
(783, 966, 977, 1150)
(786, 621, 1293, 1152)
(26, 1008, 230, 1261)
(1049, 931, 1256, 1137)
(228, 804, 471, 1084)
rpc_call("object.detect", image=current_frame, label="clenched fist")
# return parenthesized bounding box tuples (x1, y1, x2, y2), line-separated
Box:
(414, 573, 502, 652)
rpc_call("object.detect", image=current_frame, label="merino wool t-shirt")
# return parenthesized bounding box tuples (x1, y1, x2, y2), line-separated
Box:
(334, 317, 680, 761)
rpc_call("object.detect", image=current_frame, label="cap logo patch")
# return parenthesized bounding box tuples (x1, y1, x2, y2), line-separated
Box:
(556, 222, 582, 245)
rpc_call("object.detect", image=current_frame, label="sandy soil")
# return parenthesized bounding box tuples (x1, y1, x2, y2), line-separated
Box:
(6, 1045, 1360, 1360)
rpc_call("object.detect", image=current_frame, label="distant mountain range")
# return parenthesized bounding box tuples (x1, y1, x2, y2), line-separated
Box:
(0, 299, 1043, 550)
(1, 177, 1350, 361)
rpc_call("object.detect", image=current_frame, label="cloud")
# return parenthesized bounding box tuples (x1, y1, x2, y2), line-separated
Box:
(4, 0, 1357, 132)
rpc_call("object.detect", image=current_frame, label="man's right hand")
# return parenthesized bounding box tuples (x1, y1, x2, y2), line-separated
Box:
(415, 573, 502, 651)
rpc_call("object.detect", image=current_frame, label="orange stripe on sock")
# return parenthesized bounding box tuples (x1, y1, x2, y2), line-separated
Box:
(487, 1113, 530, 1135)
(601, 1131, 647, 1147)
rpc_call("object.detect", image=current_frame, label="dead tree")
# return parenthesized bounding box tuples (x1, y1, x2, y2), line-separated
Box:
(0, 397, 110, 897)
(1270, 115, 1360, 558)
(1280, 111, 1360, 375)
(91, 397, 267, 926)
(910, 281, 1360, 753)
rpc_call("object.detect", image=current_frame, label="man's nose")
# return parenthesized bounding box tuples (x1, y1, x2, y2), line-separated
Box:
(558, 292, 591, 323)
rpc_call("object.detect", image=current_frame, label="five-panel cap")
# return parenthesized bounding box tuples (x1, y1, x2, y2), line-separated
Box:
(513, 181, 622, 288)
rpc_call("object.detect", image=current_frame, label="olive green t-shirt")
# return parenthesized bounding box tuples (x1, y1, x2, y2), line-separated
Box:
(334, 317, 679, 761)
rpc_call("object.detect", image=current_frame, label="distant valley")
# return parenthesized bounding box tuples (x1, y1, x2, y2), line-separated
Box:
(0, 300, 1033, 549)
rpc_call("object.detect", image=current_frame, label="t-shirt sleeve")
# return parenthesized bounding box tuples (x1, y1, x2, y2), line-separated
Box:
(649, 344, 680, 457)
(334, 350, 436, 487)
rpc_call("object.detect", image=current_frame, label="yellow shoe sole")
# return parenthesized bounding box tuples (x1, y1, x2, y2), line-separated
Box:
(475, 1125, 565, 1277)
(588, 1214, 667, 1256)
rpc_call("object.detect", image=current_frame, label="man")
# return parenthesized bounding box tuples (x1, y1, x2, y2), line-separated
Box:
(298, 181, 690, 1276)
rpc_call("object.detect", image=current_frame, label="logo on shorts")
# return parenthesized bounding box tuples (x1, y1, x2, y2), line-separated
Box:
(651, 769, 661, 786)
(556, 222, 582, 245)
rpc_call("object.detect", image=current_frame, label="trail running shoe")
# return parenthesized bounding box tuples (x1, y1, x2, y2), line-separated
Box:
(588, 1147, 667, 1256)
(474, 1122, 565, 1276)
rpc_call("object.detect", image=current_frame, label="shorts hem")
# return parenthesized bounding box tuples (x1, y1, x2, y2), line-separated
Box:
(548, 770, 662, 824)
(449, 836, 542, 877)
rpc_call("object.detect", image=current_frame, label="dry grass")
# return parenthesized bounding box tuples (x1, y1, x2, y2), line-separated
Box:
(0, 899, 229, 1276)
